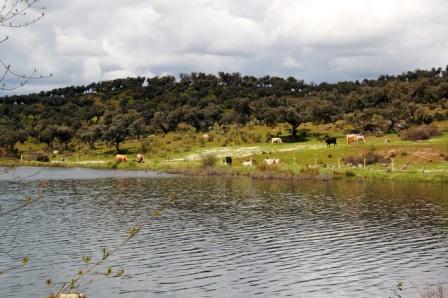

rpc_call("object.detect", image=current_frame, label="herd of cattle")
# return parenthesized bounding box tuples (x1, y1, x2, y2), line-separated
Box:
(115, 134, 366, 167)
(115, 153, 144, 163)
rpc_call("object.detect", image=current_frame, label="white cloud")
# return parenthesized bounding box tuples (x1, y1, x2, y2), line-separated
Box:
(1, 0, 448, 93)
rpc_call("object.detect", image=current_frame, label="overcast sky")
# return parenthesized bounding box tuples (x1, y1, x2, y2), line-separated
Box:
(2, 0, 448, 94)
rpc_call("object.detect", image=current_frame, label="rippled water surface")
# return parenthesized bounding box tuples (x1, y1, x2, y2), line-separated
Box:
(1, 167, 448, 298)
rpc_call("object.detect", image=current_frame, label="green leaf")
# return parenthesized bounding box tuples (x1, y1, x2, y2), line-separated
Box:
(106, 267, 112, 276)
(127, 226, 141, 238)
(81, 256, 92, 264)
(22, 256, 29, 266)
(102, 248, 110, 260)
(115, 269, 124, 277)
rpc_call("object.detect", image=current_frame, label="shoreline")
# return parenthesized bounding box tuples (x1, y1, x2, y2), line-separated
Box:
(1, 159, 447, 183)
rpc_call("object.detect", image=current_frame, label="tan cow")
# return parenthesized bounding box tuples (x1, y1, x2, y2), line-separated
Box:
(264, 158, 280, 166)
(116, 154, 128, 162)
(346, 134, 365, 144)
(136, 154, 144, 163)
(346, 134, 358, 144)
(354, 135, 365, 143)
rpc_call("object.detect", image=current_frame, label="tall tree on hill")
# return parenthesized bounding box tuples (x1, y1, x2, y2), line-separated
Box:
(101, 111, 142, 152)
(0, 125, 27, 153)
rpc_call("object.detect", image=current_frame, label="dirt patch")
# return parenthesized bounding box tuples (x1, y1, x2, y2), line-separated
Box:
(411, 148, 444, 162)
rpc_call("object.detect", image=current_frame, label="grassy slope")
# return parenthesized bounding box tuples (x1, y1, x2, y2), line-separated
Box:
(3, 121, 448, 182)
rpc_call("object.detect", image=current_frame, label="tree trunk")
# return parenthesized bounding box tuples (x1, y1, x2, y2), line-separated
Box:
(115, 141, 120, 153)
(291, 125, 298, 138)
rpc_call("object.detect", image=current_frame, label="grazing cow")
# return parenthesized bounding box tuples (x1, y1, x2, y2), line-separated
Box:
(136, 154, 144, 163)
(242, 157, 253, 167)
(225, 156, 232, 165)
(53, 150, 59, 155)
(271, 137, 282, 144)
(202, 134, 209, 140)
(346, 134, 365, 144)
(353, 135, 365, 144)
(264, 158, 280, 166)
(116, 154, 128, 162)
(57, 293, 87, 298)
(346, 134, 358, 144)
(324, 136, 337, 147)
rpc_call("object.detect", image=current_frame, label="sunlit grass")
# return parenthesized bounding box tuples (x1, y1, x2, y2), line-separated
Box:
(2, 121, 448, 182)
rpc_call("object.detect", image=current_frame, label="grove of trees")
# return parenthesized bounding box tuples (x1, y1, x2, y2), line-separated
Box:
(1, 67, 448, 154)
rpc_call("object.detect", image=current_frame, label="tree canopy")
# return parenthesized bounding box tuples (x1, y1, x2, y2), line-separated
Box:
(1, 67, 448, 153)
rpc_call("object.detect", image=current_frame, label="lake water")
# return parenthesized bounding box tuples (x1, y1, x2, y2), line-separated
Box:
(0, 167, 447, 298)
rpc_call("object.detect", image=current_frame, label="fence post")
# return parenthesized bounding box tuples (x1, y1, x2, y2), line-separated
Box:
(76, 154, 79, 162)
(363, 158, 366, 168)
(20, 154, 23, 163)
(338, 158, 341, 169)
(391, 158, 395, 172)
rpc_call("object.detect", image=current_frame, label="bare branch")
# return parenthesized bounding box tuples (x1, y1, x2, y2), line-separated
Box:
(0, 0, 49, 91)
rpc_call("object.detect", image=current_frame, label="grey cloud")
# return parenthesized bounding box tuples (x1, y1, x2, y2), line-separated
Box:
(2, 0, 448, 94)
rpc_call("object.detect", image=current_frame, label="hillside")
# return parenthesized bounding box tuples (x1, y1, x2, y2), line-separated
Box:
(0, 68, 448, 182)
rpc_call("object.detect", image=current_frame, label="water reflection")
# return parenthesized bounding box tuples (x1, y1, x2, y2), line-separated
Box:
(0, 167, 447, 298)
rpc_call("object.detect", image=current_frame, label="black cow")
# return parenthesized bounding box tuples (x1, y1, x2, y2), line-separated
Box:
(225, 156, 232, 165)
(325, 136, 337, 147)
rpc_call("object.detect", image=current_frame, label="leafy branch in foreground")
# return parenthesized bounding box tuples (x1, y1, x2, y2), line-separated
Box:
(46, 192, 178, 298)
(0, 180, 46, 276)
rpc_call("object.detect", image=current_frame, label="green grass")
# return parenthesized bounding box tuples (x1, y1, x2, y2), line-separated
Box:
(3, 121, 448, 182)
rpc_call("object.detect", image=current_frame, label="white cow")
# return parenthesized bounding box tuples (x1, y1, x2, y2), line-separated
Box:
(136, 154, 144, 163)
(271, 137, 282, 144)
(264, 158, 280, 166)
(242, 157, 253, 167)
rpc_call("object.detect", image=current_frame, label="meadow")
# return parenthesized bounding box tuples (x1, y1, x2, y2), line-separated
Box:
(2, 120, 447, 183)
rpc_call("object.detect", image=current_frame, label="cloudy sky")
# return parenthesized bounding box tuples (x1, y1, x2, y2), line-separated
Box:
(2, 0, 448, 94)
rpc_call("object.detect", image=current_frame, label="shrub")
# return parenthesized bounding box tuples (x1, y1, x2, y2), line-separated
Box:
(35, 153, 50, 162)
(138, 140, 152, 153)
(364, 151, 389, 164)
(400, 124, 441, 141)
(201, 153, 217, 168)
(345, 170, 356, 177)
(300, 167, 319, 176)
(342, 152, 389, 166)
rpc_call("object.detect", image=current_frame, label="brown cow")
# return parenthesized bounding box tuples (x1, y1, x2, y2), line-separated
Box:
(116, 154, 128, 162)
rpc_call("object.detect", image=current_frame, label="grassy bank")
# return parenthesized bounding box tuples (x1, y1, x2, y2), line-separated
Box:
(2, 121, 448, 183)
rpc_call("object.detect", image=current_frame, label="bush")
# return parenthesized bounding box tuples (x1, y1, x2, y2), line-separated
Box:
(201, 153, 217, 168)
(138, 140, 152, 153)
(35, 153, 50, 162)
(342, 151, 389, 166)
(399, 124, 441, 141)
